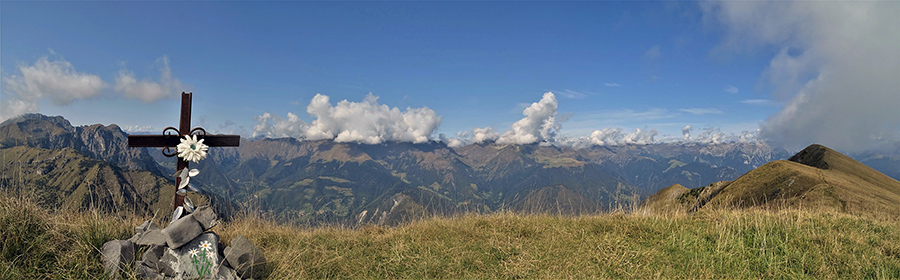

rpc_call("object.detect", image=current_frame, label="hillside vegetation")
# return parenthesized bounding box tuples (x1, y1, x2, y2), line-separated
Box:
(641, 144, 900, 219)
(0, 146, 237, 221)
(3, 189, 899, 279)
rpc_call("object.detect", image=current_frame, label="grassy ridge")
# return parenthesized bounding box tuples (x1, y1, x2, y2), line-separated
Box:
(240, 211, 900, 279)
(3, 191, 899, 279)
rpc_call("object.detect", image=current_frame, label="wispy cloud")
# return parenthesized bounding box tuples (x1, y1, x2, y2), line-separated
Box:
(565, 108, 675, 133)
(114, 56, 190, 103)
(555, 89, 589, 99)
(725, 85, 739, 94)
(604, 82, 621, 87)
(679, 108, 724, 115)
(218, 119, 236, 130)
(741, 99, 776, 106)
(122, 125, 156, 133)
(643, 45, 662, 61)
(598, 108, 674, 121)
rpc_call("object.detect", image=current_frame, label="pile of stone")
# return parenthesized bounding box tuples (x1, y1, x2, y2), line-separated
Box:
(101, 206, 267, 279)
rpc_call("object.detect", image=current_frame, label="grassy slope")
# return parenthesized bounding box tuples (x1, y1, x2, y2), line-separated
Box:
(641, 145, 900, 220)
(704, 145, 900, 218)
(0, 146, 210, 220)
(637, 183, 690, 214)
(4, 190, 900, 279)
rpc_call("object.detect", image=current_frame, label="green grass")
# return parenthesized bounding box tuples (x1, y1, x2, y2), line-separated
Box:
(3, 190, 900, 279)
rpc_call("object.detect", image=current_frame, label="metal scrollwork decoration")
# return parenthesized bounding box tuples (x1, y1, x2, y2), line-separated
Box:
(190, 127, 208, 136)
(159, 127, 210, 157)
(161, 127, 181, 157)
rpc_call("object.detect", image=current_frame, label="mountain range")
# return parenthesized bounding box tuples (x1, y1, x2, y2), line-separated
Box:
(3, 114, 899, 225)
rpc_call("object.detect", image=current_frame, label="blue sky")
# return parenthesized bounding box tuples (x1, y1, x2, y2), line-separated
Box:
(2, 2, 897, 151)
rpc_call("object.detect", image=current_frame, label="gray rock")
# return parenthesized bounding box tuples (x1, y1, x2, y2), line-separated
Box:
(158, 247, 179, 277)
(135, 226, 167, 247)
(129, 220, 165, 246)
(224, 235, 267, 279)
(162, 206, 218, 249)
(159, 232, 226, 279)
(137, 261, 165, 280)
(216, 264, 240, 280)
(129, 220, 151, 243)
(142, 220, 160, 233)
(101, 239, 135, 279)
(141, 245, 166, 273)
(163, 215, 204, 249)
(192, 205, 218, 230)
(136, 220, 153, 234)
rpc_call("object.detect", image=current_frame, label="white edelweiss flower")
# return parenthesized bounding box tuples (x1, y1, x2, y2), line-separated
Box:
(174, 168, 200, 191)
(176, 134, 209, 163)
(206, 251, 216, 260)
(199, 240, 212, 251)
(189, 249, 200, 258)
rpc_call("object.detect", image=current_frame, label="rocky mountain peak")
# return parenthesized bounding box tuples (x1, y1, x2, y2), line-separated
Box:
(788, 144, 831, 170)
(0, 113, 161, 175)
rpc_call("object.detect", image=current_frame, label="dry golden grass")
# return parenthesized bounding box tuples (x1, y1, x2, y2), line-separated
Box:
(211, 208, 900, 279)
(0, 190, 152, 279)
(4, 188, 900, 279)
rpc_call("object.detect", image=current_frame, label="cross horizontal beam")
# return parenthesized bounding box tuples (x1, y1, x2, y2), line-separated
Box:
(128, 134, 241, 147)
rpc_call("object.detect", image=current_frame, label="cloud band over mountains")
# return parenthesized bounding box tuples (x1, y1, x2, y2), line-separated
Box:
(253, 93, 441, 144)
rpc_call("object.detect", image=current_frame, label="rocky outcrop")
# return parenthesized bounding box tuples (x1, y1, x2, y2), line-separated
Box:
(103, 206, 266, 279)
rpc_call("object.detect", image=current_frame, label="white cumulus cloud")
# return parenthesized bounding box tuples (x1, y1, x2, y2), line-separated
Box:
(682, 125, 693, 140)
(472, 127, 500, 144)
(253, 93, 441, 144)
(2, 55, 106, 120)
(496, 92, 561, 145)
(114, 56, 189, 103)
(694, 126, 726, 144)
(439, 133, 466, 148)
(588, 127, 659, 146)
(443, 126, 501, 147)
(703, 1, 900, 152)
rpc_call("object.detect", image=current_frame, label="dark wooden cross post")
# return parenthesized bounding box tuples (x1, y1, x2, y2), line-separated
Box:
(128, 92, 240, 210)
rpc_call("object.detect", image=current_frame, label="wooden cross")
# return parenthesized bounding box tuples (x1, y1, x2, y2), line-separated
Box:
(127, 92, 240, 210)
